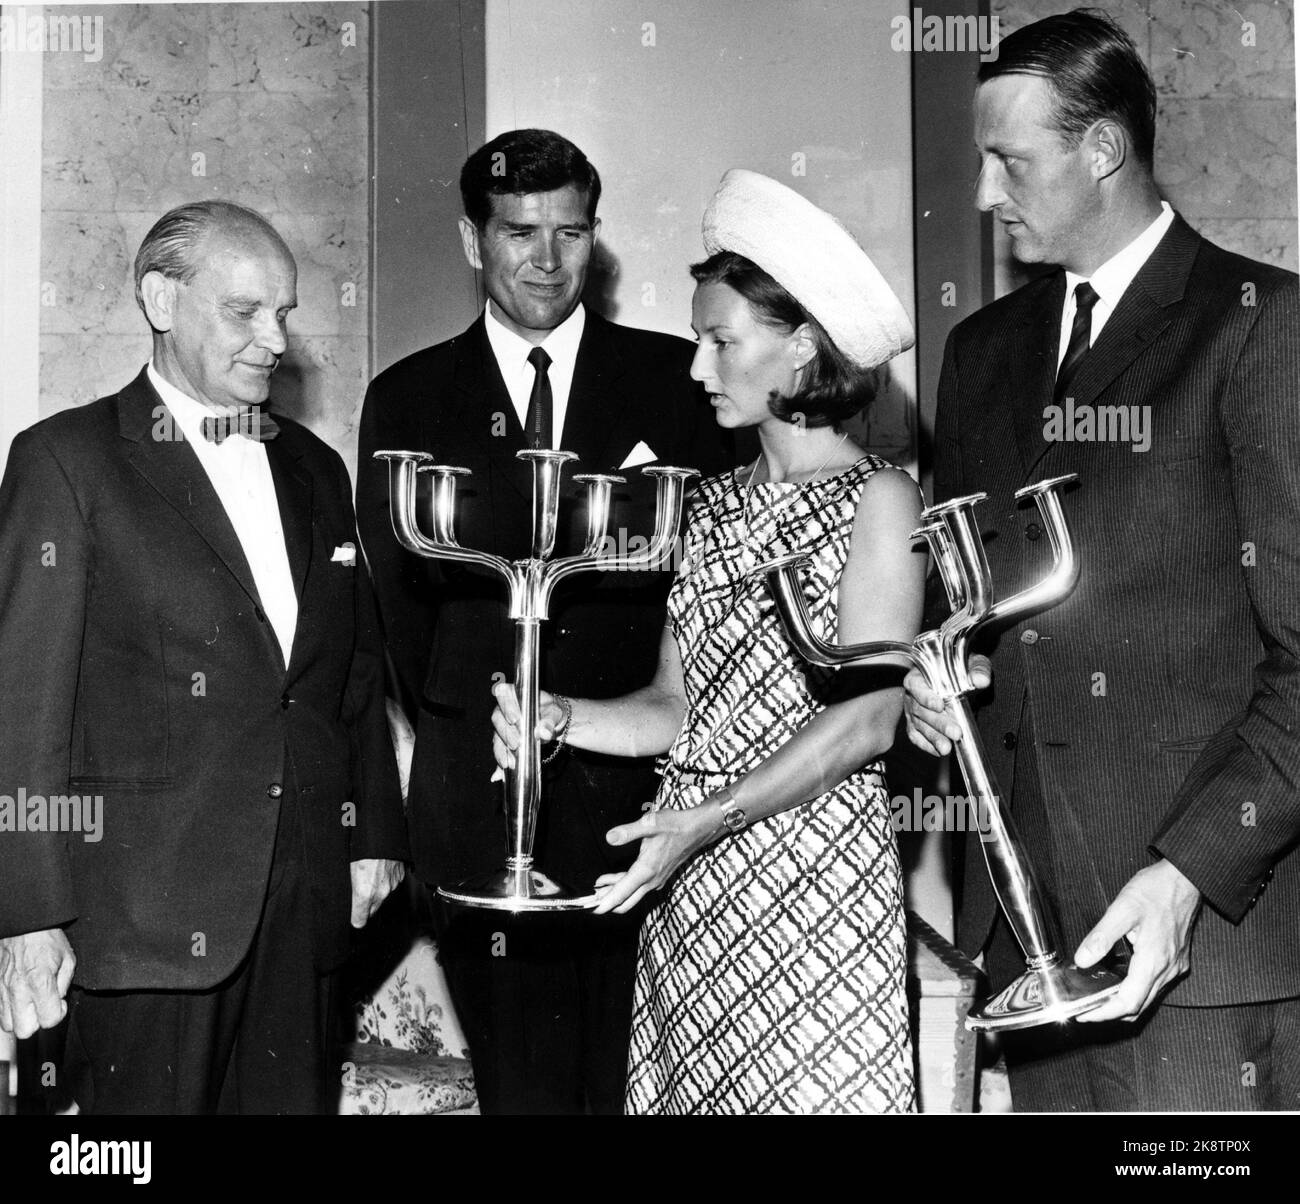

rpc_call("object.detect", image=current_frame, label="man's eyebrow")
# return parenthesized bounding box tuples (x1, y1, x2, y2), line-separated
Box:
(221, 295, 297, 310)
(497, 218, 592, 232)
(978, 134, 1029, 155)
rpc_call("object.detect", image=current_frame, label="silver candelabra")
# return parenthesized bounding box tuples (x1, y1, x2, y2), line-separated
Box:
(375, 447, 697, 912)
(755, 474, 1126, 1030)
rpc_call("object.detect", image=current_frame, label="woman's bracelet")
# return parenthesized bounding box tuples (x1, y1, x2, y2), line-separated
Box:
(714, 785, 748, 835)
(542, 694, 574, 764)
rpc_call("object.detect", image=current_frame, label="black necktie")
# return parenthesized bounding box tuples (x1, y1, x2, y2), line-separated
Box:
(526, 346, 553, 450)
(1054, 282, 1100, 403)
(201, 409, 280, 444)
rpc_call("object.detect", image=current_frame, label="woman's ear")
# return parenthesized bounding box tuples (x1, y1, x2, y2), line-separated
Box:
(790, 323, 817, 372)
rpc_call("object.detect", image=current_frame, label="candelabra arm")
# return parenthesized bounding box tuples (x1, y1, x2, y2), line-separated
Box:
(975, 475, 1080, 636)
(757, 554, 915, 667)
(376, 451, 517, 595)
(630, 465, 699, 570)
(539, 465, 697, 608)
(924, 496, 995, 617)
(571, 473, 625, 556)
(517, 449, 578, 561)
(912, 521, 969, 616)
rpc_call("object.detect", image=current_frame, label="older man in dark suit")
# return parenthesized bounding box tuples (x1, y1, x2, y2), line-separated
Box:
(0, 201, 407, 1114)
(357, 129, 738, 1113)
(906, 9, 1300, 1111)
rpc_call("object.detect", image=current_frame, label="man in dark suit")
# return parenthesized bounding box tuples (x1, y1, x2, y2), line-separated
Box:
(906, 10, 1300, 1110)
(0, 201, 407, 1114)
(357, 129, 737, 1113)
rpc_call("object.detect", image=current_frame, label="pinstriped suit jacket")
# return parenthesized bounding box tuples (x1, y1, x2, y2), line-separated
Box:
(935, 216, 1300, 1006)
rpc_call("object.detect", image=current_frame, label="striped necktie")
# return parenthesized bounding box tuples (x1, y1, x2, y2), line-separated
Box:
(1054, 281, 1100, 403)
(525, 346, 553, 449)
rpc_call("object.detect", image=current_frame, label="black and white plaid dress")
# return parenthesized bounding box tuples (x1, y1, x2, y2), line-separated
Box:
(624, 456, 915, 1115)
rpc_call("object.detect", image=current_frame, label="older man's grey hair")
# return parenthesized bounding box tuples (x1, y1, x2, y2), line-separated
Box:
(133, 200, 289, 314)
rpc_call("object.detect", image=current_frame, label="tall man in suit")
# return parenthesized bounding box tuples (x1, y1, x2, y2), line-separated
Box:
(0, 201, 407, 1113)
(357, 129, 737, 1113)
(906, 9, 1300, 1110)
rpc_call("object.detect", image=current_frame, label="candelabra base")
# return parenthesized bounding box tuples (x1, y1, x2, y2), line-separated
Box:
(437, 866, 598, 913)
(967, 960, 1125, 1032)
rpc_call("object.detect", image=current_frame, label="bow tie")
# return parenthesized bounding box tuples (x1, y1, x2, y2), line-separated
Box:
(200, 409, 280, 444)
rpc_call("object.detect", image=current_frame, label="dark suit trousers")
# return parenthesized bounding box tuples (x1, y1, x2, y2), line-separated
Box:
(988, 716, 1300, 1111)
(62, 787, 337, 1115)
(433, 892, 640, 1115)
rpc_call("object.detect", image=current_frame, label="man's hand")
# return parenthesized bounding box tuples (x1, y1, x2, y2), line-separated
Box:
(592, 807, 716, 916)
(0, 929, 75, 1038)
(1074, 858, 1202, 1023)
(903, 654, 992, 755)
(385, 697, 415, 802)
(350, 858, 406, 928)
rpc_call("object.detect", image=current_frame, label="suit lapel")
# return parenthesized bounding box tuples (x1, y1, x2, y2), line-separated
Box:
(444, 311, 636, 506)
(1059, 218, 1196, 414)
(1020, 216, 1199, 481)
(561, 312, 633, 472)
(448, 316, 532, 504)
(119, 371, 264, 611)
(1010, 273, 1065, 479)
(265, 433, 314, 602)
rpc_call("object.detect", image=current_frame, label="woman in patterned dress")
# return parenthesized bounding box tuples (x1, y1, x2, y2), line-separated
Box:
(492, 170, 924, 1113)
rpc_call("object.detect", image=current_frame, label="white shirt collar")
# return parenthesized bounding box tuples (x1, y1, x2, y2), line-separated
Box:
(1065, 201, 1175, 310)
(482, 302, 587, 445)
(146, 364, 296, 664)
(484, 299, 586, 371)
(147, 361, 217, 445)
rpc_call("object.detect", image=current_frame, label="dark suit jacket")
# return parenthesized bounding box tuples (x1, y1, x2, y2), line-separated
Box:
(935, 217, 1300, 1006)
(357, 310, 740, 890)
(0, 369, 407, 990)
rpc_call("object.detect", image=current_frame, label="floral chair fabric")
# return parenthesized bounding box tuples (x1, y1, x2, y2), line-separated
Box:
(341, 931, 478, 1115)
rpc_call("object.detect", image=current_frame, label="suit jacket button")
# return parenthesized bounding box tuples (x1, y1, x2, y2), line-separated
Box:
(1025, 522, 1042, 541)
(1020, 629, 1040, 645)
(1002, 732, 1018, 750)
(280, 693, 291, 709)
(267, 783, 283, 799)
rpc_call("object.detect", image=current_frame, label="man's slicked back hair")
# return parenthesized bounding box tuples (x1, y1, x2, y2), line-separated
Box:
(133, 200, 287, 313)
(459, 128, 601, 229)
(979, 7, 1157, 165)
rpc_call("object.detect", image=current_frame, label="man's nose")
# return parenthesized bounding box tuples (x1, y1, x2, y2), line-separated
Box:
(256, 313, 288, 356)
(532, 234, 560, 272)
(974, 159, 1004, 212)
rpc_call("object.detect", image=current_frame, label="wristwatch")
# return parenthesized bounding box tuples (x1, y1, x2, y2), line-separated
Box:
(716, 786, 748, 835)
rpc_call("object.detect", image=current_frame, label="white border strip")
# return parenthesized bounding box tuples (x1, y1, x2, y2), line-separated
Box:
(0, 3, 44, 470)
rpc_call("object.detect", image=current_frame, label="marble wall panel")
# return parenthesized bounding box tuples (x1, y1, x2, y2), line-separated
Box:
(40, 3, 372, 473)
(987, 0, 1295, 274)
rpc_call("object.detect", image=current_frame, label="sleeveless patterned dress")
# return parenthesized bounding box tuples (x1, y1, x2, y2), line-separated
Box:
(624, 455, 915, 1115)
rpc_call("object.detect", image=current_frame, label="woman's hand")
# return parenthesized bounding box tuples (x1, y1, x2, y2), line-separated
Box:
(490, 681, 565, 771)
(593, 805, 719, 915)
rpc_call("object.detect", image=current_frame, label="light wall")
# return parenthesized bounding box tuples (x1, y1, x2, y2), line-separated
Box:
(991, 0, 1298, 295)
(485, 0, 918, 467)
(35, 2, 371, 471)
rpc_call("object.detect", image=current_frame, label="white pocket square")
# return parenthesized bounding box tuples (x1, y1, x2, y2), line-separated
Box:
(332, 542, 357, 567)
(619, 441, 658, 470)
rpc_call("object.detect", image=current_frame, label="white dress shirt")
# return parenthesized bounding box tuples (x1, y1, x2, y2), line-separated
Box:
(1058, 201, 1175, 366)
(148, 363, 298, 666)
(483, 300, 586, 446)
